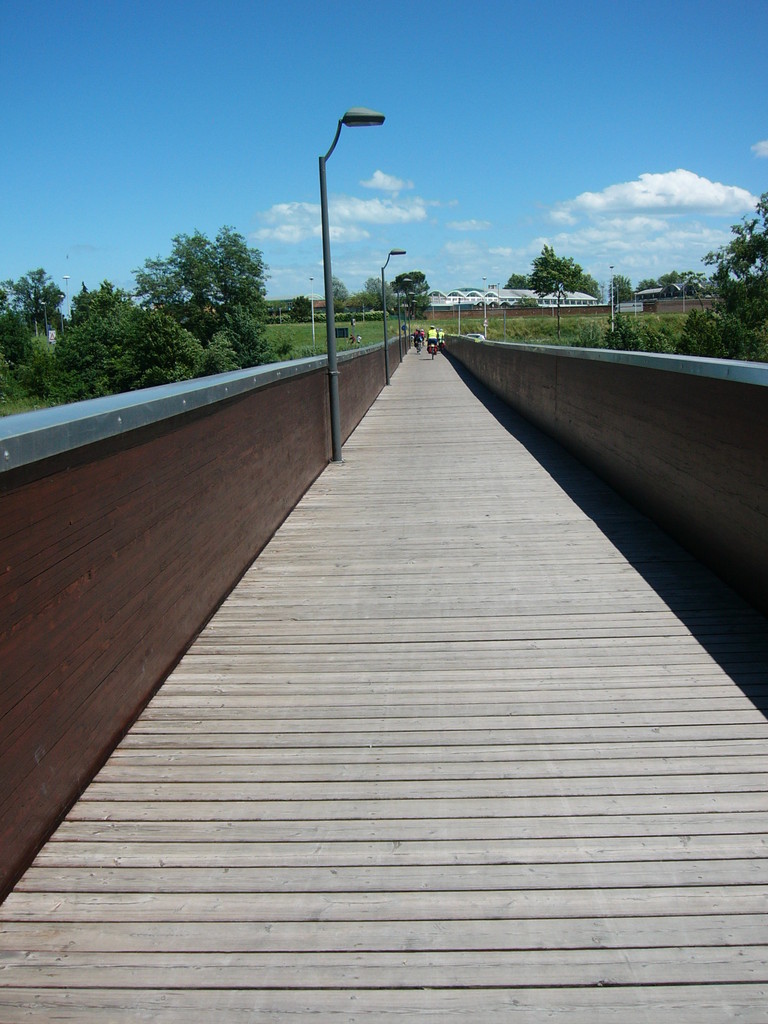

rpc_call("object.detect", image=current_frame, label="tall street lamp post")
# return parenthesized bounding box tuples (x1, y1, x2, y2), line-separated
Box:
(396, 285, 408, 359)
(483, 275, 487, 338)
(309, 276, 316, 353)
(609, 265, 615, 333)
(381, 249, 405, 385)
(320, 107, 385, 462)
(400, 277, 413, 350)
(63, 275, 70, 324)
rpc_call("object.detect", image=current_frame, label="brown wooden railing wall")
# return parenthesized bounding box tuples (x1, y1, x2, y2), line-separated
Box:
(0, 342, 400, 901)
(447, 337, 768, 618)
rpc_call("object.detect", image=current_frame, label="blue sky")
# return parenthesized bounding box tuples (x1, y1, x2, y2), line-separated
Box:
(2, 0, 766, 303)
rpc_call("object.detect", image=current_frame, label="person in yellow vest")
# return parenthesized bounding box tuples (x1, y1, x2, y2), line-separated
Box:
(427, 325, 438, 358)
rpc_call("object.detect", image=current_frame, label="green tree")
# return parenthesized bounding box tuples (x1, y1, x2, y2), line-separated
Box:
(360, 276, 381, 310)
(392, 271, 430, 318)
(134, 226, 267, 348)
(55, 281, 205, 401)
(346, 291, 368, 312)
(637, 278, 659, 292)
(113, 309, 203, 391)
(605, 313, 641, 351)
(3, 269, 64, 332)
(658, 271, 682, 287)
(197, 333, 239, 376)
(706, 193, 768, 328)
(0, 308, 32, 368)
(530, 245, 583, 341)
(209, 305, 274, 368)
(55, 282, 129, 399)
(332, 277, 348, 305)
(679, 192, 768, 361)
(574, 272, 601, 299)
(505, 273, 531, 289)
(290, 295, 312, 321)
(16, 337, 58, 400)
(611, 274, 633, 303)
(678, 309, 762, 360)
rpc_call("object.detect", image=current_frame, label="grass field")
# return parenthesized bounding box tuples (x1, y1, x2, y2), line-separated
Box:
(265, 319, 393, 359)
(428, 312, 688, 349)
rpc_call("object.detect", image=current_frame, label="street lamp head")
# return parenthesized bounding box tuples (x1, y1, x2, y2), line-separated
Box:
(342, 107, 385, 128)
(382, 248, 406, 272)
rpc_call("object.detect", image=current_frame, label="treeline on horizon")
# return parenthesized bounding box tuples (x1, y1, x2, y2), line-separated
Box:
(2, 194, 767, 415)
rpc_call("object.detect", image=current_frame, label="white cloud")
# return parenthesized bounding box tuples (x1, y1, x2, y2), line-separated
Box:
(332, 195, 428, 225)
(446, 219, 491, 231)
(253, 202, 319, 244)
(559, 169, 757, 218)
(360, 169, 414, 192)
(254, 195, 428, 245)
(752, 140, 768, 158)
(533, 216, 732, 280)
(538, 168, 760, 282)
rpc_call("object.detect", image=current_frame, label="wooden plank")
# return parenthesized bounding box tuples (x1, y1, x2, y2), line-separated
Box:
(30, 833, 768, 868)
(2, 915, 767, 951)
(47, 810, 768, 843)
(14, 858, 768, 894)
(2, 946, 768, 988)
(5, 887, 768, 926)
(90, 753, 768, 782)
(63, 791, 768, 821)
(1, 985, 768, 1024)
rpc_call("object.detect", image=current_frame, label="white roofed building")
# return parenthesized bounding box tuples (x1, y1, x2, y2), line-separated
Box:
(428, 287, 599, 310)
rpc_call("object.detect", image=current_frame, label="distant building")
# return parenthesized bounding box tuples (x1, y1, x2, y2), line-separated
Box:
(428, 287, 599, 310)
(636, 283, 703, 302)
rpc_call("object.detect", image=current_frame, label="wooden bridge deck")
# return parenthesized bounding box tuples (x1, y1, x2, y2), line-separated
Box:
(2, 349, 768, 1021)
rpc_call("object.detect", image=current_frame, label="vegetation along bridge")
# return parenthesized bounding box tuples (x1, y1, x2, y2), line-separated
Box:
(1, 336, 768, 1020)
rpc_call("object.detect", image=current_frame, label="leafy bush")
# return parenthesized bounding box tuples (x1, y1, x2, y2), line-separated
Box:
(605, 314, 641, 351)
(0, 310, 34, 369)
(199, 333, 239, 376)
(680, 309, 767, 361)
(572, 320, 604, 348)
(16, 338, 57, 399)
(212, 305, 275, 369)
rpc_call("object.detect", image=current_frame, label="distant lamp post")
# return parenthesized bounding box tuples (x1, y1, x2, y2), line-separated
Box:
(609, 265, 615, 333)
(396, 288, 404, 358)
(483, 275, 487, 338)
(63, 275, 70, 323)
(381, 249, 406, 384)
(309, 276, 316, 353)
(320, 107, 385, 462)
(399, 276, 413, 350)
(396, 276, 413, 358)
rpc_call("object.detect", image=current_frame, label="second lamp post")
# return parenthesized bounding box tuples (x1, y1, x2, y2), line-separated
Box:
(381, 249, 405, 385)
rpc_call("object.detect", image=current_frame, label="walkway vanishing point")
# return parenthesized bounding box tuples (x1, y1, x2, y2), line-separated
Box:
(2, 349, 768, 1021)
